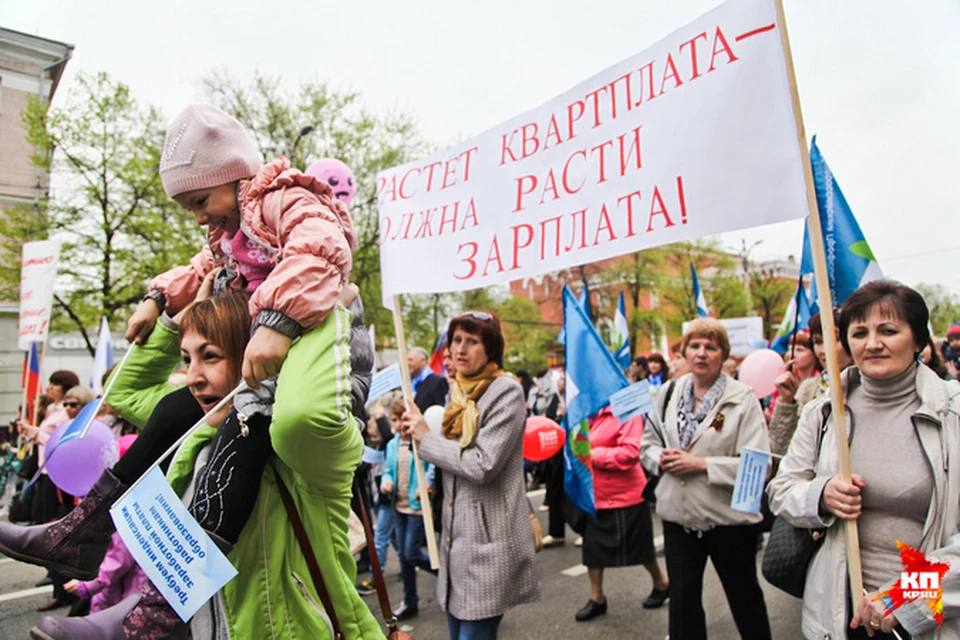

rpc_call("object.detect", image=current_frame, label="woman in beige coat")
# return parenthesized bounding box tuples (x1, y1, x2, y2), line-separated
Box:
(641, 318, 771, 639)
(402, 311, 540, 639)
(769, 281, 960, 639)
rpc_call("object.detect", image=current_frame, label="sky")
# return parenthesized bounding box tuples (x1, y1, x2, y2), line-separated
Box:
(4, 0, 959, 295)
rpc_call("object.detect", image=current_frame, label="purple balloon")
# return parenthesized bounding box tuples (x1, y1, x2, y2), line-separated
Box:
(46, 419, 119, 496)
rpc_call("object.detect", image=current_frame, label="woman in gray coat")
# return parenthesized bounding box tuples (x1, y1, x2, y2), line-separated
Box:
(402, 311, 541, 639)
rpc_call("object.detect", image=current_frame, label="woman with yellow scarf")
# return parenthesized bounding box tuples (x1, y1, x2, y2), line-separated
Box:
(401, 311, 541, 640)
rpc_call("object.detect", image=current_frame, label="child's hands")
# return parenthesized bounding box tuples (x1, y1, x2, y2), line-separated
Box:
(63, 579, 79, 595)
(243, 326, 294, 389)
(380, 479, 394, 495)
(126, 298, 161, 344)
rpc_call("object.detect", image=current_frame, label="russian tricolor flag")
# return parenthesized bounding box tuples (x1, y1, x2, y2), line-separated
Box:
(21, 342, 42, 423)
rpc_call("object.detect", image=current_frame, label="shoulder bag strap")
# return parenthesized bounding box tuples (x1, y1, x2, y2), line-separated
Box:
(660, 379, 677, 423)
(355, 480, 399, 635)
(274, 469, 345, 640)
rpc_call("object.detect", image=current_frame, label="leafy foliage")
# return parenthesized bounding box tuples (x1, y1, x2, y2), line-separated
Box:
(915, 283, 960, 337)
(6, 72, 202, 352)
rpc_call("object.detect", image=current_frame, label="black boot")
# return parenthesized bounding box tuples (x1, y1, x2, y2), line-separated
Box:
(0, 469, 126, 579)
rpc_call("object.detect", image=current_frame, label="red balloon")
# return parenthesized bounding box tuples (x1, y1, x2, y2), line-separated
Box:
(523, 416, 565, 462)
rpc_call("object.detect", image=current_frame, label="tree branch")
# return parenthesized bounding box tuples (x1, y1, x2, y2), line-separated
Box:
(53, 293, 95, 357)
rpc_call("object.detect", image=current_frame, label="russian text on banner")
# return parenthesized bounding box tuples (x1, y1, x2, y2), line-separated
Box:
(110, 467, 238, 621)
(377, 0, 808, 304)
(19, 240, 60, 350)
(366, 363, 402, 405)
(730, 447, 771, 514)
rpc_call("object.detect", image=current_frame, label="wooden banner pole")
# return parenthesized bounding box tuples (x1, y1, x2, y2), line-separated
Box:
(392, 295, 441, 570)
(775, 0, 863, 606)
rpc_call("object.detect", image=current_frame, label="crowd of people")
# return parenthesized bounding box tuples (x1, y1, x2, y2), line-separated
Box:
(1, 102, 959, 640)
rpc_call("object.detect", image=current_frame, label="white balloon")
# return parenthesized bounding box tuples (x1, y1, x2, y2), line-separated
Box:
(423, 405, 445, 433)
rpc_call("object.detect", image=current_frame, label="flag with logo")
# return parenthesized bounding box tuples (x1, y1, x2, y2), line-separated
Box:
(562, 285, 630, 517)
(90, 317, 115, 395)
(612, 291, 631, 370)
(21, 342, 42, 423)
(800, 137, 883, 311)
(690, 263, 709, 318)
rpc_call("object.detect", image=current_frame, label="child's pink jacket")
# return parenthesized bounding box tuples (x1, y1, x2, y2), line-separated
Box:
(76, 532, 145, 613)
(149, 158, 357, 334)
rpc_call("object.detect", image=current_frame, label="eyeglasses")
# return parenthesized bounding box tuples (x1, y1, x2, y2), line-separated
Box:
(62, 402, 81, 409)
(456, 311, 493, 322)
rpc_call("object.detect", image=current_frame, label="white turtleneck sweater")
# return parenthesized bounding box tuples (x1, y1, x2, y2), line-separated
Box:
(847, 363, 932, 591)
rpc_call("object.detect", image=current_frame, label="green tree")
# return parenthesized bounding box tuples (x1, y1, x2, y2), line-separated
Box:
(658, 238, 744, 334)
(498, 297, 560, 373)
(3, 72, 201, 353)
(915, 283, 960, 337)
(202, 70, 431, 341)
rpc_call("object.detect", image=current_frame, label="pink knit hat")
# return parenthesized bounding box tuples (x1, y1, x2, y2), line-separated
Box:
(159, 104, 262, 198)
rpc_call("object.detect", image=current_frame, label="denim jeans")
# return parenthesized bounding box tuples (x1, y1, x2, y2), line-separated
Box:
(393, 510, 431, 607)
(374, 503, 396, 569)
(446, 613, 503, 640)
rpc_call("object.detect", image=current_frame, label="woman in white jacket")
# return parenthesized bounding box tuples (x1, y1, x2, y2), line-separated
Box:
(768, 280, 960, 639)
(641, 318, 772, 639)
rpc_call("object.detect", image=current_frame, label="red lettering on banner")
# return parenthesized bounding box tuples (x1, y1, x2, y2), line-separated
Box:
(566, 100, 585, 140)
(617, 190, 643, 238)
(563, 150, 588, 193)
(590, 141, 612, 184)
(379, 216, 392, 245)
(455, 242, 479, 280)
(501, 131, 519, 165)
(659, 53, 684, 95)
(438, 202, 459, 235)
(423, 161, 444, 191)
(635, 62, 657, 105)
(708, 27, 739, 72)
(482, 236, 505, 276)
(679, 32, 708, 80)
(677, 176, 689, 224)
(539, 216, 563, 260)
(540, 170, 560, 205)
(510, 224, 534, 270)
(22, 256, 54, 267)
(22, 291, 34, 301)
(460, 199, 479, 230)
(413, 208, 436, 238)
(521, 123, 540, 159)
(584, 86, 609, 129)
(399, 168, 420, 199)
(514, 176, 537, 213)
(592, 204, 617, 246)
(564, 209, 589, 253)
(647, 185, 677, 232)
(459, 147, 478, 181)
(617, 126, 643, 177)
(544, 115, 565, 150)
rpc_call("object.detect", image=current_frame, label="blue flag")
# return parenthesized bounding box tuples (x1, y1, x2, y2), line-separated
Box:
(690, 263, 709, 318)
(612, 291, 631, 370)
(770, 281, 812, 354)
(562, 286, 630, 517)
(800, 137, 883, 310)
(556, 288, 588, 345)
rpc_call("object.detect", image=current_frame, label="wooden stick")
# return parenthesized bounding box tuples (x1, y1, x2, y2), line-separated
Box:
(775, 0, 863, 606)
(392, 295, 441, 570)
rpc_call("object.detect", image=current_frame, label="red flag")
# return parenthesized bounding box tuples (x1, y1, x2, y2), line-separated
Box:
(429, 331, 447, 376)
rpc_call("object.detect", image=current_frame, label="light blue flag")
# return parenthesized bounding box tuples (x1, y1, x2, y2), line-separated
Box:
(90, 317, 115, 395)
(562, 285, 630, 517)
(612, 291, 631, 370)
(770, 281, 813, 354)
(556, 288, 588, 345)
(800, 137, 883, 311)
(690, 263, 709, 318)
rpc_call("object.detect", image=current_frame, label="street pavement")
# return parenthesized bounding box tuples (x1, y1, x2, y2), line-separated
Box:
(0, 490, 802, 639)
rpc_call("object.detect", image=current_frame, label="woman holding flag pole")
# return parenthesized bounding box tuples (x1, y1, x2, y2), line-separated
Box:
(640, 318, 772, 640)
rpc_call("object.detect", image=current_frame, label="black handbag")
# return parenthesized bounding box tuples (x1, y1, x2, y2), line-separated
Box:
(761, 419, 829, 598)
(761, 515, 825, 597)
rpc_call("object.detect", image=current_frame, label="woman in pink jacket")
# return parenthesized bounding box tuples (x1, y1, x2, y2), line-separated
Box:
(575, 407, 669, 622)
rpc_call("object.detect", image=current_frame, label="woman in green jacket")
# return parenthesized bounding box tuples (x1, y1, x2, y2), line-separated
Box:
(31, 290, 382, 639)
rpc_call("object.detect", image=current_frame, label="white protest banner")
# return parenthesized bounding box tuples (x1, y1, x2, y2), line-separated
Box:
(682, 316, 764, 357)
(18, 240, 60, 350)
(377, 0, 807, 305)
(730, 447, 771, 514)
(110, 467, 238, 621)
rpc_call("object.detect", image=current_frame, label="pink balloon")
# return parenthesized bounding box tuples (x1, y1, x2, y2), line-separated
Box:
(738, 349, 786, 399)
(117, 434, 138, 458)
(305, 158, 356, 206)
(46, 419, 119, 496)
